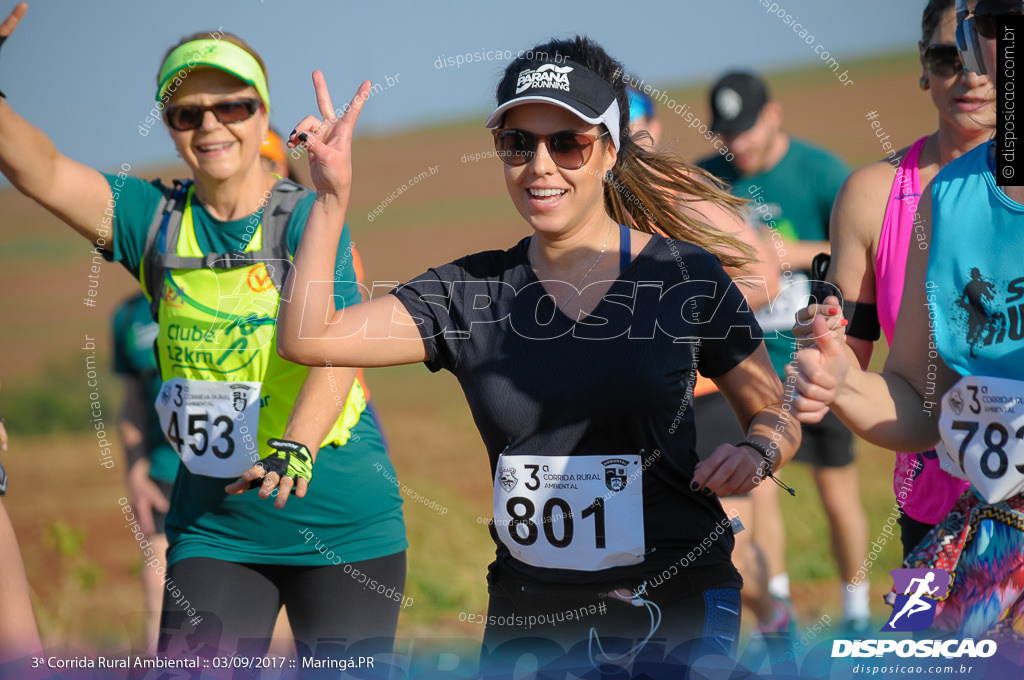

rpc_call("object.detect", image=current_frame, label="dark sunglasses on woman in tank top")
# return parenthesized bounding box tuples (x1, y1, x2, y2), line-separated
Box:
(922, 44, 964, 78)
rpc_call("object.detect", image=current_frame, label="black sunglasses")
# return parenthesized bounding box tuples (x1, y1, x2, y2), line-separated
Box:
(975, 5, 1024, 40)
(922, 43, 964, 77)
(164, 98, 261, 131)
(492, 129, 610, 170)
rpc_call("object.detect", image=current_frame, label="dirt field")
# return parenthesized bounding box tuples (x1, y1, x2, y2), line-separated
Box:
(0, 51, 930, 657)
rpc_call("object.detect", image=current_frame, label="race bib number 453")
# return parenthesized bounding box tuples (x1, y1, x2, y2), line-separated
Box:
(939, 375, 1024, 503)
(493, 453, 644, 571)
(155, 378, 262, 478)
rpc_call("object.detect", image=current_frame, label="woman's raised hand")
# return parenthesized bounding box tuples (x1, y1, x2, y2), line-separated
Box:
(0, 3, 27, 45)
(288, 72, 372, 202)
(787, 315, 852, 423)
(0, 1, 28, 87)
(792, 295, 847, 349)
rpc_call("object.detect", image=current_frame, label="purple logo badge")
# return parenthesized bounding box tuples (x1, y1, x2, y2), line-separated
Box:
(883, 568, 950, 632)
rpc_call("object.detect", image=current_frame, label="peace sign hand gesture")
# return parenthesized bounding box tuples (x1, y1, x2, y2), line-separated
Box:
(0, 2, 29, 96)
(287, 71, 372, 203)
(0, 3, 27, 43)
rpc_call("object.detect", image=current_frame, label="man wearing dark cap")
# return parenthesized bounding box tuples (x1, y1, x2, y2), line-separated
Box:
(699, 72, 848, 271)
(697, 72, 872, 636)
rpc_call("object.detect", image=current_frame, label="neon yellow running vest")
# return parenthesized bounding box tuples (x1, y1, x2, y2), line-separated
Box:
(142, 182, 365, 476)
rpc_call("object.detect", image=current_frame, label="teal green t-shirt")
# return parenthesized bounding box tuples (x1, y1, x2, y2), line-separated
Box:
(103, 174, 407, 566)
(112, 293, 180, 484)
(698, 138, 849, 375)
(698, 137, 849, 244)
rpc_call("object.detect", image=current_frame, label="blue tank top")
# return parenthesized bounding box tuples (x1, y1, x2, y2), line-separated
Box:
(928, 141, 1024, 379)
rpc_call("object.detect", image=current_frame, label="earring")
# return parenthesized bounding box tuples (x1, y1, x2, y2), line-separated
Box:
(604, 169, 614, 183)
(920, 75, 930, 90)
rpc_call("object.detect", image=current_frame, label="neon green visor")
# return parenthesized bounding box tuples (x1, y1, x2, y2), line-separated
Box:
(156, 39, 270, 111)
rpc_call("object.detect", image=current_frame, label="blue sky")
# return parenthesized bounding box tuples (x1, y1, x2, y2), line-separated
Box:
(0, 0, 925, 177)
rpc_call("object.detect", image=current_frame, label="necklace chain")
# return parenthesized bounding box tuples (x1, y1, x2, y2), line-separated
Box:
(531, 222, 614, 312)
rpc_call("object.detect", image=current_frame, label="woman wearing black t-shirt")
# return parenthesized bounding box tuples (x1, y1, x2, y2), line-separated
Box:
(278, 37, 800, 673)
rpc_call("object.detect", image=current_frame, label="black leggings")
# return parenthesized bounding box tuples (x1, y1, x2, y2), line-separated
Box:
(158, 551, 406, 663)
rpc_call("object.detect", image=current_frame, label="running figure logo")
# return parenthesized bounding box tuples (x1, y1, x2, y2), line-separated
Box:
(957, 267, 1003, 358)
(884, 568, 950, 632)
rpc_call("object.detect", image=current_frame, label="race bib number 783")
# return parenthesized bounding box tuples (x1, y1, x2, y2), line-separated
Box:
(939, 375, 1024, 504)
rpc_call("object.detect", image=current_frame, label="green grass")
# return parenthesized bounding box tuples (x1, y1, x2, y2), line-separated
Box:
(399, 474, 492, 628)
(781, 444, 905, 586)
(780, 344, 905, 599)
(33, 522, 106, 646)
(0, 356, 122, 435)
(3, 235, 84, 260)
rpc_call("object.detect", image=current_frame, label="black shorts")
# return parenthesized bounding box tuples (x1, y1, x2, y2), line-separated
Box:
(791, 410, 854, 468)
(152, 479, 174, 535)
(693, 392, 745, 460)
(693, 392, 750, 498)
(694, 390, 854, 479)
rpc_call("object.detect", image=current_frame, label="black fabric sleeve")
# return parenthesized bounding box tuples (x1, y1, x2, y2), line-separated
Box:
(389, 261, 466, 373)
(842, 301, 882, 341)
(696, 256, 764, 378)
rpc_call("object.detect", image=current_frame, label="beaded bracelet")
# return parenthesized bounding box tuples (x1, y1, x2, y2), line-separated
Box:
(737, 439, 795, 496)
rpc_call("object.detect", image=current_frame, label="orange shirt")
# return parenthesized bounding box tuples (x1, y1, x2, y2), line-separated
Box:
(693, 374, 719, 398)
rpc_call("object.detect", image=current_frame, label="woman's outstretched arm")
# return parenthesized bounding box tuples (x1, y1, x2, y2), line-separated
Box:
(276, 72, 428, 368)
(0, 3, 118, 247)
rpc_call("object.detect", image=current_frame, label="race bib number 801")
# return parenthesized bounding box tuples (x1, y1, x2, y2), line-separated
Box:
(939, 375, 1024, 504)
(492, 453, 644, 571)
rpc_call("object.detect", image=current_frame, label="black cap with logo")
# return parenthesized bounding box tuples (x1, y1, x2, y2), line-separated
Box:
(484, 59, 623, 151)
(709, 72, 770, 135)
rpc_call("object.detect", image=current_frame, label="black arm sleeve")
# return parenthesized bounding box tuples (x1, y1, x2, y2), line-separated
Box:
(842, 301, 882, 342)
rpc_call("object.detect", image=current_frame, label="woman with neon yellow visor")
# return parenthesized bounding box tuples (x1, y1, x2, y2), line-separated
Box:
(0, 5, 406, 663)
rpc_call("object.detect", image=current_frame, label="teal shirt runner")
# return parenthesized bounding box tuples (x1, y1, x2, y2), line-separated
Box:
(698, 138, 850, 376)
(112, 293, 180, 484)
(103, 173, 407, 566)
